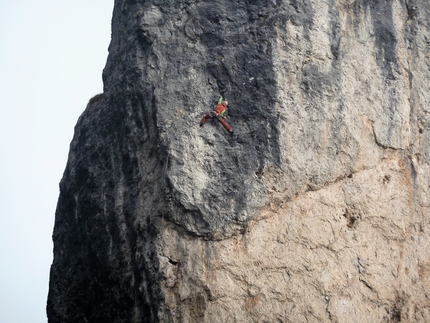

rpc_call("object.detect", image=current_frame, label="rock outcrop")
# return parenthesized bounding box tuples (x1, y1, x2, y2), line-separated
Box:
(47, 0, 430, 322)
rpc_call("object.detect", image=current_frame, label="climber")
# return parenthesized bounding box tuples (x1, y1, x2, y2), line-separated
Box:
(200, 97, 233, 133)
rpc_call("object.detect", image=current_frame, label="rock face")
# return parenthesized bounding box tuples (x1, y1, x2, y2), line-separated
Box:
(47, 0, 430, 322)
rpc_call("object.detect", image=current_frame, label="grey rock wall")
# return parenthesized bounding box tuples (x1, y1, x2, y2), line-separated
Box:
(48, 0, 430, 322)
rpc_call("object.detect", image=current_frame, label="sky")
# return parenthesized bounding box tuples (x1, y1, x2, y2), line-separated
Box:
(0, 1, 113, 322)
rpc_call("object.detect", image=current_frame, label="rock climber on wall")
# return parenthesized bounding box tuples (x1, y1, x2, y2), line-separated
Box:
(200, 97, 233, 133)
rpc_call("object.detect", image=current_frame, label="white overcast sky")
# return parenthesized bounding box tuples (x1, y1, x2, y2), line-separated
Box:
(0, 1, 113, 322)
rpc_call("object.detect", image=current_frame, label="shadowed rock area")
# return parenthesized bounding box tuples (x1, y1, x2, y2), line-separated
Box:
(48, 0, 430, 322)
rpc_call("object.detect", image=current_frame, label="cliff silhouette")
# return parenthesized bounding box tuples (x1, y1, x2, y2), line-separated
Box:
(48, 1, 430, 322)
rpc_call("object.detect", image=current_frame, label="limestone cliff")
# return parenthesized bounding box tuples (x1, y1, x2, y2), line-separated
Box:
(47, 0, 430, 322)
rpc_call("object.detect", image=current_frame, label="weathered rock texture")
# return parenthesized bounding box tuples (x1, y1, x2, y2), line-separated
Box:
(48, 0, 430, 322)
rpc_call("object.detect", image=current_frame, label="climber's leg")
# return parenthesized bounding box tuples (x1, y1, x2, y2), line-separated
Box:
(218, 117, 233, 133)
(200, 114, 211, 126)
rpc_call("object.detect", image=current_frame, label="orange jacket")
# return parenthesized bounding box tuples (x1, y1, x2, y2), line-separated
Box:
(213, 104, 226, 117)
